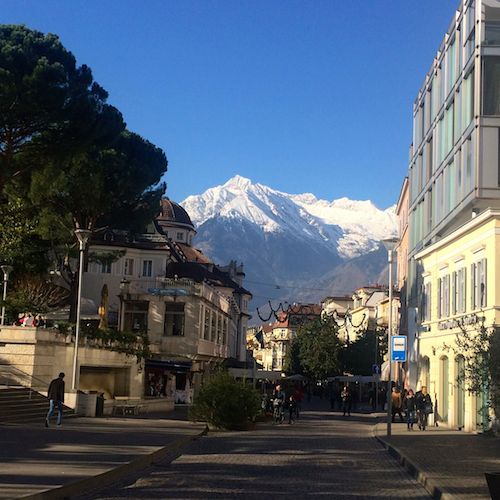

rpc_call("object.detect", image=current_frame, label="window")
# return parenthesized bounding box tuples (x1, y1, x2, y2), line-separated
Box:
(422, 282, 432, 321)
(211, 310, 217, 342)
(216, 315, 222, 344)
(101, 261, 111, 274)
(458, 267, 466, 313)
(124, 258, 134, 276)
(142, 260, 153, 277)
(483, 57, 500, 115)
(164, 303, 185, 336)
(123, 301, 149, 332)
(176, 232, 184, 241)
(222, 318, 228, 345)
(204, 308, 211, 340)
(438, 275, 450, 318)
(471, 259, 487, 309)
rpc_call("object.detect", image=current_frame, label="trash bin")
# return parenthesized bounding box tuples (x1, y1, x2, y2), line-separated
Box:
(77, 392, 98, 417)
(485, 472, 500, 500)
(96, 394, 104, 417)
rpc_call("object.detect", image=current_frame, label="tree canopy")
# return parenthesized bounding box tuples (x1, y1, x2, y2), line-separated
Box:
(0, 24, 124, 194)
(0, 24, 168, 318)
(285, 317, 342, 381)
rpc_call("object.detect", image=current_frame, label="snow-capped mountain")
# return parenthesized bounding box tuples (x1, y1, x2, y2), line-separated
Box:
(182, 175, 397, 259)
(180, 175, 398, 313)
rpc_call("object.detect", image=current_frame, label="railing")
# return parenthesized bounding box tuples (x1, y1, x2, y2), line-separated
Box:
(0, 364, 51, 399)
(124, 277, 231, 312)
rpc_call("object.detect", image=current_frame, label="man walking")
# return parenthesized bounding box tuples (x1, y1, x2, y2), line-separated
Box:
(45, 372, 65, 427)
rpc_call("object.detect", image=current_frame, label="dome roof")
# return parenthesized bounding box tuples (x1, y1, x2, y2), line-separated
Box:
(156, 198, 195, 232)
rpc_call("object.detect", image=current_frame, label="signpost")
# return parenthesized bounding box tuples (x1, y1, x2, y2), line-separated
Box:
(391, 335, 407, 362)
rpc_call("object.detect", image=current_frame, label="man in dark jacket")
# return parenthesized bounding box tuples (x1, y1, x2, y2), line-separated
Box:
(416, 385, 433, 431)
(45, 372, 65, 427)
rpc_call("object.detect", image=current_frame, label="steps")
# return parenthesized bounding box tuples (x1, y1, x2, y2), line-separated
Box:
(0, 387, 74, 424)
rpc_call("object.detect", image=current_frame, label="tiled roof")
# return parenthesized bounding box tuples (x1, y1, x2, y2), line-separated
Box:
(177, 244, 212, 264)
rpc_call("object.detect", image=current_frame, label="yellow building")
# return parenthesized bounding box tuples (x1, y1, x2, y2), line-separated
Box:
(415, 209, 500, 432)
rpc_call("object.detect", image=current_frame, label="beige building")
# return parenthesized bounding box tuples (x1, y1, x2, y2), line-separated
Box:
(336, 287, 389, 344)
(0, 198, 252, 411)
(248, 304, 321, 373)
(414, 209, 500, 431)
(83, 199, 252, 403)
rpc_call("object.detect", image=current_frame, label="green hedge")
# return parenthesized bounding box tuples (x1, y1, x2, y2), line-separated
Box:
(189, 372, 260, 430)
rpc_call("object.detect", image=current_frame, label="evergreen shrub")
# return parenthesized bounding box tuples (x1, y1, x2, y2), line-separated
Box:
(189, 372, 260, 430)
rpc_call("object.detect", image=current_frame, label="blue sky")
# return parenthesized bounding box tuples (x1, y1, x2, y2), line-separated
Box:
(3, 0, 459, 208)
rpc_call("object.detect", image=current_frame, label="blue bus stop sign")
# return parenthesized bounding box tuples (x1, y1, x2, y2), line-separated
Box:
(391, 335, 407, 362)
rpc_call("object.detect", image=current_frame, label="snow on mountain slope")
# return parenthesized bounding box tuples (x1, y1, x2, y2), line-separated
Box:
(181, 175, 397, 259)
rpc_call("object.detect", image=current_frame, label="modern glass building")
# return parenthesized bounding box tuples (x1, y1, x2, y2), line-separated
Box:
(405, 0, 500, 431)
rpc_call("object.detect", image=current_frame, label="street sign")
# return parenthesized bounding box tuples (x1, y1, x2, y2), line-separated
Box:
(391, 335, 407, 362)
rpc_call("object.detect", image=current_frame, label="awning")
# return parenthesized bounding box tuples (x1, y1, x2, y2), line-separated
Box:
(145, 359, 192, 372)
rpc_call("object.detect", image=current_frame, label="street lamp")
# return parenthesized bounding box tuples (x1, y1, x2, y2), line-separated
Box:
(381, 237, 399, 438)
(118, 278, 130, 331)
(71, 229, 92, 391)
(0, 265, 13, 326)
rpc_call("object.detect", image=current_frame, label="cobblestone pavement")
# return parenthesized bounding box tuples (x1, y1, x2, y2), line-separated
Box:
(83, 406, 431, 499)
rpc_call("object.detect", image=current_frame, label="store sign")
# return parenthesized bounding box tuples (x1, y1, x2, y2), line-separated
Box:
(437, 313, 482, 331)
(147, 288, 189, 297)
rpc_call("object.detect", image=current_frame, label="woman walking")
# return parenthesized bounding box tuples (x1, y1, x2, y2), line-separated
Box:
(404, 389, 417, 430)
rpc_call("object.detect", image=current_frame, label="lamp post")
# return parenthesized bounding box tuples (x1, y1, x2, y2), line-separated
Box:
(118, 278, 130, 331)
(382, 237, 399, 438)
(71, 229, 92, 391)
(0, 265, 13, 326)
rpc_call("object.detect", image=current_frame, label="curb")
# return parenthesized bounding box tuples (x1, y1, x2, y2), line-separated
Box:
(373, 425, 454, 500)
(18, 425, 208, 500)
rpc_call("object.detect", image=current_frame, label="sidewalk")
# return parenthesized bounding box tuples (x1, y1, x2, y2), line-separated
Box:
(0, 410, 206, 500)
(374, 417, 500, 499)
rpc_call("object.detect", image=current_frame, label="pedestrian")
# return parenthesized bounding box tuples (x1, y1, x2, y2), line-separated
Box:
(287, 395, 297, 424)
(416, 385, 433, 431)
(292, 385, 303, 419)
(403, 389, 417, 430)
(45, 372, 65, 427)
(23, 313, 34, 327)
(391, 387, 404, 422)
(341, 385, 352, 416)
(368, 386, 376, 411)
(272, 384, 286, 424)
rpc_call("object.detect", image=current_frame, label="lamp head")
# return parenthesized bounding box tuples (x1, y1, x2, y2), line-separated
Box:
(74, 229, 92, 247)
(381, 237, 399, 252)
(0, 265, 13, 280)
(120, 278, 130, 293)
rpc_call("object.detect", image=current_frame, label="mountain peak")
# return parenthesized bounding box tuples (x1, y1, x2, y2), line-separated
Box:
(223, 175, 253, 189)
(181, 175, 398, 260)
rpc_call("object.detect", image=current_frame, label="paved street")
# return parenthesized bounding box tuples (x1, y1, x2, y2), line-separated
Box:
(0, 412, 205, 500)
(82, 404, 431, 499)
(375, 421, 497, 499)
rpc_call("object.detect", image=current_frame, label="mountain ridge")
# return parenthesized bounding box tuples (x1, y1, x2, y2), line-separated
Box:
(180, 175, 398, 314)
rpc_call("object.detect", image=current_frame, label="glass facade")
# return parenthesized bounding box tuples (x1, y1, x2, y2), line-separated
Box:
(408, 0, 481, 253)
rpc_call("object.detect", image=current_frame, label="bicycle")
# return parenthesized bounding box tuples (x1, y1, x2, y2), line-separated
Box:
(273, 399, 284, 424)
